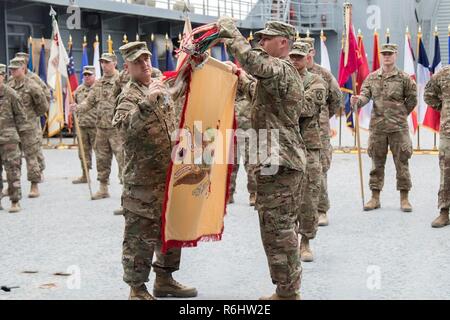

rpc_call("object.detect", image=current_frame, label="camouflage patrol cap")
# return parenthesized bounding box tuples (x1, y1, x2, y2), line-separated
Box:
(301, 37, 315, 49)
(119, 41, 152, 62)
(380, 43, 398, 53)
(0, 64, 6, 75)
(82, 65, 96, 75)
(99, 52, 117, 62)
(254, 21, 296, 40)
(8, 57, 26, 69)
(15, 52, 30, 60)
(289, 42, 310, 57)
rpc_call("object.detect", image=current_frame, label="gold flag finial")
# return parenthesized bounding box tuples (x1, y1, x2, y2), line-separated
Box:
(178, 33, 182, 43)
(95, 34, 99, 42)
(418, 25, 422, 34)
(136, 34, 140, 41)
(295, 31, 300, 41)
(248, 31, 253, 41)
(83, 35, 87, 44)
(306, 29, 310, 38)
(448, 24, 450, 36)
(406, 26, 409, 34)
(28, 36, 32, 44)
(434, 25, 439, 36)
(123, 34, 128, 44)
(41, 37, 45, 45)
(358, 28, 362, 36)
(151, 33, 154, 42)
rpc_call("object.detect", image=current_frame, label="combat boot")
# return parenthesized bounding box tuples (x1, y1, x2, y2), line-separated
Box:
(318, 211, 329, 227)
(400, 190, 412, 212)
(9, 201, 21, 213)
(431, 208, 450, 228)
(91, 182, 110, 200)
(259, 293, 301, 300)
(300, 237, 314, 262)
(28, 183, 40, 198)
(364, 190, 381, 211)
(129, 284, 156, 300)
(153, 273, 198, 298)
(72, 174, 87, 184)
(249, 193, 256, 207)
(113, 206, 124, 216)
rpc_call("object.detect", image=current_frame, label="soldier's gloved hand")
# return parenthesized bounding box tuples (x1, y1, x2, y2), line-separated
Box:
(216, 16, 237, 39)
(350, 95, 359, 111)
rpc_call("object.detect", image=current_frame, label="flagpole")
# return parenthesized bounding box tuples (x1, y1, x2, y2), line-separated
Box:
(344, 2, 365, 207)
(339, 106, 342, 148)
(417, 27, 422, 151)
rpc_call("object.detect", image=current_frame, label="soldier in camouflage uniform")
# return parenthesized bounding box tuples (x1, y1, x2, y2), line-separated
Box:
(72, 66, 97, 184)
(217, 18, 306, 300)
(227, 70, 257, 206)
(351, 44, 417, 212)
(9, 58, 49, 198)
(76, 53, 124, 200)
(15, 52, 50, 177)
(113, 66, 163, 99)
(113, 41, 197, 300)
(290, 42, 326, 263)
(302, 36, 343, 227)
(424, 66, 450, 228)
(0, 64, 28, 213)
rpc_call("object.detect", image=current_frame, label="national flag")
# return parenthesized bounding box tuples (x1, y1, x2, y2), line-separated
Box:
(79, 38, 88, 83)
(356, 31, 371, 130)
(416, 32, 431, 126)
(27, 37, 33, 71)
(422, 32, 442, 132)
(320, 31, 338, 137)
(47, 7, 69, 137)
(66, 41, 78, 130)
(93, 37, 101, 79)
(342, 76, 354, 129)
(403, 30, 418, 135)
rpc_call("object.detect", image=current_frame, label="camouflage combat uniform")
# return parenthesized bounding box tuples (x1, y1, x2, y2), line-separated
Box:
(113, 68, 162, 99)
(10, 74, 49, 183)
(296, 66, 326, 240)
(229, 72, 257, 200)
(220, 19, 306, 298)
(113, 76, 180, 288)
(424, 66, 450, 211)
(74, 81, 96, 173)
(0, 84, 29, 202)
(78, 70, 124, 184)
(357, 66, 417, 192)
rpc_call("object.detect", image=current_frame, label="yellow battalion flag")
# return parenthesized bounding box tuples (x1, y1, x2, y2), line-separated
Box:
(47, 7, 69, 137)
(107, 35, 113, 54)
(162, 57, 237, 252)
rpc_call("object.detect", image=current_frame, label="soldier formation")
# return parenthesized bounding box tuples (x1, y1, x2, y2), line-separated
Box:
(0, 17, 449, 300)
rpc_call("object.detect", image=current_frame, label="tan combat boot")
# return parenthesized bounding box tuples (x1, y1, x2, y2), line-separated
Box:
(28, 183, 40, 198)
(249, 193, 256, 207)
(72, 174, 87, 184)
(153, 273, 198, 298)
(318, 211, 329, 227)
(9, 201, 21, 213)
(431, 209, 450, 228)
(364, 190, 381, 211)
(91, 182, 110, 200)
(400, 190, 412, 212)
(129, 284, 156, 300)
(259, 293, 301, 300)
(300, 237, 314, 262)
(113, 206, 124, 216)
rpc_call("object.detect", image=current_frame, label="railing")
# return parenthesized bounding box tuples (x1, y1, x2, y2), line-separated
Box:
(100, 0, 340, 31)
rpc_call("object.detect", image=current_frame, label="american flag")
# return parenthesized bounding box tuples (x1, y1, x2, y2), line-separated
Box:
(67, 45, 79, 92)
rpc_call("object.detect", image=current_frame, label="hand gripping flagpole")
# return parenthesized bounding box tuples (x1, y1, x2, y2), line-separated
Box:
(344, 2, 365, 207)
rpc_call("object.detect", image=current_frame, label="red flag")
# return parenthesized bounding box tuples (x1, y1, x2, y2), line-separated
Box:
(338, 24, 362, 86)
(372, 31, 380, 71)
(356, 32, 371, 130)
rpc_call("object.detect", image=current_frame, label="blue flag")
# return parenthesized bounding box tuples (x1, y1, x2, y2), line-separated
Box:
(79, 44, 89, 83)
(342, 78, 354, 129)
(165, 47, 175, 71)
(448, 33, 450, 64)
(220, 43, 229, 62)
(28, 41, 33, 71)
(150, 41, 159, 69)
(430, 34, 442, 74)
(38, 43, 47, 130)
